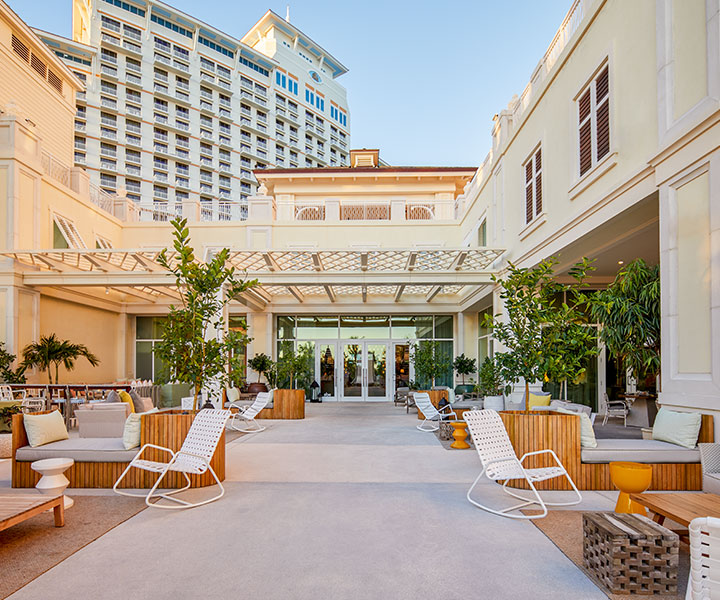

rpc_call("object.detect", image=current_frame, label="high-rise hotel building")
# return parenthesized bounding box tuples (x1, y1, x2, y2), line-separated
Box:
(35, 0, 350, 219)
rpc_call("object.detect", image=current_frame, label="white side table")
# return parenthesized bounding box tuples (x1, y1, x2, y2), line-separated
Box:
(31, 457, 74, 509)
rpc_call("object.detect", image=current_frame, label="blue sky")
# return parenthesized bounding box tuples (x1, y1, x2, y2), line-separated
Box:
(10, 0, 571, 166)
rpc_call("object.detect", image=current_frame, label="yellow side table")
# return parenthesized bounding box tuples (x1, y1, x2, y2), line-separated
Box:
(609, 461, 652, 514)
(450, 421, 470, 449)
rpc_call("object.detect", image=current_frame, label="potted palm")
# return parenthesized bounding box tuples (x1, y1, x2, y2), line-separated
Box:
(247, 353, 273, 393)
(453, 354, 476, 395)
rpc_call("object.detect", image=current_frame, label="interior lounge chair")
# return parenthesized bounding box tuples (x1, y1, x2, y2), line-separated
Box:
(687, 516, 720, 599)
(113, 409, 231, 509)
(414, 392, 457, 432)
(228, 390, 271, 433)
(602, 392, 629, 426)
(463, 409, 582, 519)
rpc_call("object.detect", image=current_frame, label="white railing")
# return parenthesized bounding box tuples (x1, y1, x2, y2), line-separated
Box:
(295, 205, 326, 221)
(340, 202, 390, 221)
(406, 203, 435, 221)
(41, 151, 71, 188)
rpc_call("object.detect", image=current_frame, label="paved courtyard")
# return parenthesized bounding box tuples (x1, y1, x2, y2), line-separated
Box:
(2, 403, 617, 599)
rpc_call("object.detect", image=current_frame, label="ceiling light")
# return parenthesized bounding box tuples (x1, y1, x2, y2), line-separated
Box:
(617, 260, 624, 265)
(105, 287, 110, 295)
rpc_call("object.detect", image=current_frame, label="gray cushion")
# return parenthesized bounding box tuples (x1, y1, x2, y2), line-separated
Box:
(103, 390, 120, 404)
(129, 390, 146, 413)
(581, 439, 700, 464)
(15, 438, 138, 462)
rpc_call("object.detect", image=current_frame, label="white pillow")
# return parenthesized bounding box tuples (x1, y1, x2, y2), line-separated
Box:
(23, 411, 69, 447)
(122, 408, 158, 450)
(652, 407, 702, 449)
(556, 407, 597, 448)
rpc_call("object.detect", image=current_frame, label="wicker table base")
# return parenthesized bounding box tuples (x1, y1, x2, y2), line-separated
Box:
(583, 512, 678, 595)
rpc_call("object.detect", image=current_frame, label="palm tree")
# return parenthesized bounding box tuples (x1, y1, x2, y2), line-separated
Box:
(22, 334, 100, 383)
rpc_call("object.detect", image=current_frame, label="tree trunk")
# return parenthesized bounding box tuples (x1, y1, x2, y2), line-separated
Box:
(525, 380, 530, 414)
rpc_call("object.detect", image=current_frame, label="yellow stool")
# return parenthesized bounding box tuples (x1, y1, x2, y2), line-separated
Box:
(450, 421, 470, 449)
(609, 461, 652, 514)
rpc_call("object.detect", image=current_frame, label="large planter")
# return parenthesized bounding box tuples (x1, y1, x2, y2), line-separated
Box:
(257, 389, 305, 419)
(454, 384, 474, 396)
(416, 389, 449, 420)
(247, 382, 268, 394)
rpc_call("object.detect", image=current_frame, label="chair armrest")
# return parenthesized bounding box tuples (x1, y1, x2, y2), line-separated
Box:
(519, 448, 563, 467)
(131, 443, 175, 462)
(438, 404, 455, 413)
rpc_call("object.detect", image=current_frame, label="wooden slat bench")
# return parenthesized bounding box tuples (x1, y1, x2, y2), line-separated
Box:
(0, 494, 64, 532)
(12, 410, 225, 489)
(498, 411, 713, 491)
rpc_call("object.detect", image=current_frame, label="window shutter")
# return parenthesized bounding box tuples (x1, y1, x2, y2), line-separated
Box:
(578, 89, 592, 176)
(595, 67, 610, 161)
(534, 149, 542, 215)
(11, 34, 29, 62)
(525, 162, 533, 224)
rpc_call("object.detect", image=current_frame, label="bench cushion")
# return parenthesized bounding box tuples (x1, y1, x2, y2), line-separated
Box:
(581, 439, 700, 464)
(15, 438, 138, 462)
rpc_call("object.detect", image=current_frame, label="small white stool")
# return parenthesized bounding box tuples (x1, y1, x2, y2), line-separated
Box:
(31, 457, 74, 509)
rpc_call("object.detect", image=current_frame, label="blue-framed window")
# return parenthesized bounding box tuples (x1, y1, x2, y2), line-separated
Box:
(199, 36, 235, 60)
(239, 56, 268, 77)
(151, 14, 192, 38)
(102, 0, 145, 17)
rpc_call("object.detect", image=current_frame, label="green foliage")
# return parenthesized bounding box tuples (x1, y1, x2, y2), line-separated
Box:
(453, 354, 477, 384)
(154, 218, 258, 408)
(409, 340, 452, 389)
(476, 356, 505, 397)
(276, 341, 314, 391)
(0, 404, 21, 430)
(0, 343, 26, 384)
(589, 259, 660, 383)
(248, 353, 274, 383)
(485, 257, 599, 402)
(21, 333, 99, 384)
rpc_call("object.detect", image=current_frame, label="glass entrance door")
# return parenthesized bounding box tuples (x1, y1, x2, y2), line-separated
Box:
(341, 341, 389, 401)
(317, 342, 338, 401)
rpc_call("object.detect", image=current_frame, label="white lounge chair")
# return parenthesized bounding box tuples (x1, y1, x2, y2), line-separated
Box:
(414, 392, 457, 432)
(113, 408, 231, 509)
(463, 409, 582, 519)
(687, 516, 720, 599)
(228, 390, 271, 433)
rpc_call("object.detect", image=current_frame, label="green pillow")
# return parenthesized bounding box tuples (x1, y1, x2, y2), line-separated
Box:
(652, 407, 702, 449)
(556, 407, 597, 448)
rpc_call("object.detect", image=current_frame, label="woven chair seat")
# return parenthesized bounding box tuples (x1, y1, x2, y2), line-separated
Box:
(486, 462, 565, 482)
(132, 456, 207, 475)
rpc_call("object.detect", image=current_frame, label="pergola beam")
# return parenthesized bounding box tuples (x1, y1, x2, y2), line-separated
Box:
(324, 285, 336, 302)
(312, 253, 324, 271)
(362, 285, 367, 303)
(288, 286, 305, 302)
(394, 285, 405, 302)
(425, 286, 442, 302)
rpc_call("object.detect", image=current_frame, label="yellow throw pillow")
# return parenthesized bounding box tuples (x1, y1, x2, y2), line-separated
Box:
(119, 390, 135, 413)
(23, 411, 69, 447)
(527, 392, 551, 410)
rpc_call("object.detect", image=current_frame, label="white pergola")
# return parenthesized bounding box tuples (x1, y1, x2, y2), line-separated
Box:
(2, 247, 504, 308)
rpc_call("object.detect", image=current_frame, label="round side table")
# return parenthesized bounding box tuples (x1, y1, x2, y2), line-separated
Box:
(609, 461, 652, 514)
(450, 421, 470, 449)
(31, 457, 74, 509)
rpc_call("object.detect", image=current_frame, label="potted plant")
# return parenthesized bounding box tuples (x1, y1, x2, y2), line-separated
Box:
(247, 353, 273, 393)
(476, 356, 506, 411)
(0, 342, 27, 384)
(409, 340, 452, 417)
(588, 259, 660, 389)
(484, 257, 595, 412)
(274, 341, 313, 419)
(453, 353, 477, 395)
(155, 218, 257, 410)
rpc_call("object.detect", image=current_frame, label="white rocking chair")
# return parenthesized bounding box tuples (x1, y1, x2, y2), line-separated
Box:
(687, 516, 720, 599)
(113, 409, 231, 509)
(414, 392, 457, 432)
(463, 409, 582, 519)
(228, 390, 271, 433)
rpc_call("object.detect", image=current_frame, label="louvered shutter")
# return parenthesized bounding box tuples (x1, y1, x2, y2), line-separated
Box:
(595, 66, 610, 161)
(534, 149, 542, 215)
(525, 161, 533, 224)
(578, 89, 592, 176)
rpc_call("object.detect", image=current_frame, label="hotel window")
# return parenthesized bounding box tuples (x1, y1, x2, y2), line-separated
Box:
(477, 307, 494, 368)
(523, 147, 542, 224)
(578, 64, 610, 177)
(52, 214, 86, 249)
(477, 220, 487, 247)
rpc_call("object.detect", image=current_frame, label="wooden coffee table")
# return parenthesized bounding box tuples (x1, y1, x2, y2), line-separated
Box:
(629, 492, 720, 539)
(0, 494, 65, 532)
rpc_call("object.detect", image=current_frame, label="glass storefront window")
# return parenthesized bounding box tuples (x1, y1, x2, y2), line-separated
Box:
(297, 315, 338, 339)
(339, 315, 390, 339)
(135, 341, 153, 380)
(434, 315, 453, 339)
(277, 316, 295, 339)
(137, 316, 165, 340)
(390, 315, 433, 339)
